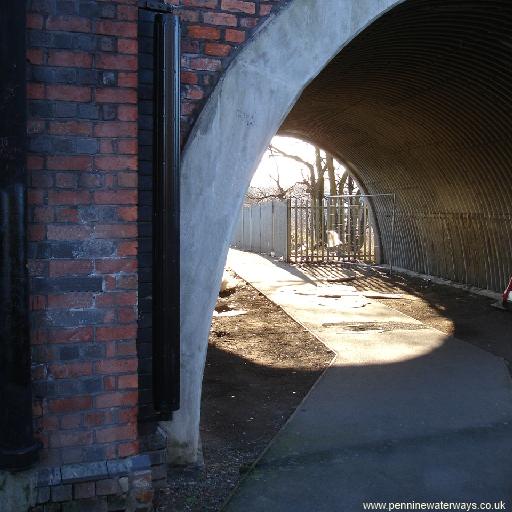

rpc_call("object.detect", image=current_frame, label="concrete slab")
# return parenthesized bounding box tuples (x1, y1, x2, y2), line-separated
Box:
(224, 250, 512, 510)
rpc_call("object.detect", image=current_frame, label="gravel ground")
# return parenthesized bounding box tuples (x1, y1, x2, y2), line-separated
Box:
(155, 279, 333, 511)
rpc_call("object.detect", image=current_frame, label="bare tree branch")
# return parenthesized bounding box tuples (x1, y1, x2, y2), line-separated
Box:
(268, 144, 315, 173)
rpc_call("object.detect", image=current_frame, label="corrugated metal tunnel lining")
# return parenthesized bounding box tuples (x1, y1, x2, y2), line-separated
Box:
(280, 0, 512, 291)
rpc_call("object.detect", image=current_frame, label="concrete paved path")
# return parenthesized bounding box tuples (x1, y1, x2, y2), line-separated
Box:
(223, 250, 512, 511)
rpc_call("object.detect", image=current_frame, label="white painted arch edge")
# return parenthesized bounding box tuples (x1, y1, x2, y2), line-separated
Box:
(160, 0, 403, 463)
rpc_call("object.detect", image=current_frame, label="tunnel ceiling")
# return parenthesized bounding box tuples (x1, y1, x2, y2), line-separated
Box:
(280, 0, 512, 291)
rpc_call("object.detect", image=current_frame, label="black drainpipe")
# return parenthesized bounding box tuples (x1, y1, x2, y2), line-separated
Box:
(0, 0, 40, 470)
(139, 1, 181, 418)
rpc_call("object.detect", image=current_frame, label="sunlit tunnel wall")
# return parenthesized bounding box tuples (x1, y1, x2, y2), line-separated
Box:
(281, 0, 512, 291)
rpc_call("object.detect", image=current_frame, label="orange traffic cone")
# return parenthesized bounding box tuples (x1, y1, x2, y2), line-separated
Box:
(503, 276, 512, 308)
(492, 276, 512, 311)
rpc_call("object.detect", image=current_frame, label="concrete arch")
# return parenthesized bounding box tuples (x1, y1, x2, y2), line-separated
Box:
(163, 0, 512, 462)
(164, 0, 404, 463)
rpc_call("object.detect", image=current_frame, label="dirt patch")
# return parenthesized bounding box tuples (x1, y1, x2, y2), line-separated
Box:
(156, 280, 333, 511)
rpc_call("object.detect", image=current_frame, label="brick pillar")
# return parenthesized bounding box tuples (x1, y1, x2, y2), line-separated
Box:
(26, 0, 140, 467)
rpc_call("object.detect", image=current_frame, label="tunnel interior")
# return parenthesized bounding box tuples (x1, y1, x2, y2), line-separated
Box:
(280, 0, 512, 291)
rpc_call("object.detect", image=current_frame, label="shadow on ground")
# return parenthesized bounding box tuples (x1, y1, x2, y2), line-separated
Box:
(296, 262, 512, 364)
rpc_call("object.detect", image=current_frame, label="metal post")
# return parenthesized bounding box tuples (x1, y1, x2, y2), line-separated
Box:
(389, 193, 397, 275)
(363, 201, 367, 263)
(305, 201, 309, 262)
(339, 197, 344, 260)
(320, 202, 325, 262)
(0, 0, 40, 470)
(152, 12, 181, 417)
(294, 198, 298, 263)
(298, 200, 302, 261)
(286, 198, 291, 263)
(271, 200, 275, 256)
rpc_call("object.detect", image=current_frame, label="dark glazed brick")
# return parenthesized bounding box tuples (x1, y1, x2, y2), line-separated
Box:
(32, 277, 103, 293)
(53, 33, 75, 49)
(29, 30, 54, 47)
(54, 379, 83, 395)
(78, 104, 100, 119)
(56, 0, 76, 14)
(75, 138, 99, 154)
(43, 504, 62, 512)
(50, 241, 80, 258)
(99, 4, 117, 19)
(29, 0, 55, 15)
(45, 309, 106, 328)
(95, 478, 119, 496)
(52, 137, 75, 153)
(78, 1, 100, 18)
(60, 346, 80, 360)
(64, 499, 108, 512)
(78, 206, 117, 222)
(101, 105, 117, 121)
(37, 486, 51, 504)
(82, 377, 103, 393)
(101, 72, 117, 86)
(54, 102, 78, 118)
(73, 481, 95, 499)
(82, 446, 107, 463)
(62, 461, 109, 483)
(81, 344, 105, 359)
(106, 494, 128, 511)
(37, 468, 62, 487)
(77, 70, 101, 86)
(74, 240, 116, 258)
(29, 136, 53, 153)
(30, 101, 55, 118)
(51, 484, 73, 503)
(72, 34, 98, 52)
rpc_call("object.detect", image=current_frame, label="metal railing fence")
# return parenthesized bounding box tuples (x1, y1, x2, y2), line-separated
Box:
(232, 194, 395, 269)
(289, 195, 383, 265)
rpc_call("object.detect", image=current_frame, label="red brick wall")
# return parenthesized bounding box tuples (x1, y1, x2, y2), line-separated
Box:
(27, 0, 140, 466)
(26, 0, 289, 468)
(171, 0, 290, 137)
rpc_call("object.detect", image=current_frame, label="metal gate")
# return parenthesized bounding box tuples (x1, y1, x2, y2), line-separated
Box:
(232, 194, 395, 269)
(289, 195, 393, 265)
(291, 196, 370, 264)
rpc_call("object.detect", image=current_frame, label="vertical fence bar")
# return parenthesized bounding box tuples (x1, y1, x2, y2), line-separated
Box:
(301, 200, 305, 261)
(305, 201, 309, 262)
(270, 200, 276, 255)
(363, 201, 367, 263)
(332, 197, 336, 261)
(321, 202, 325, 262)
(286, 198, 291, 262)
(347, 201, 352, 262)
(339, 198, 343, 260)
(258, 203, 262, 253)
(371, 225, 375, 263)
(390, 193, 397, 275)
(294, 198, 298, 262)
(325, 197, 332, 262)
